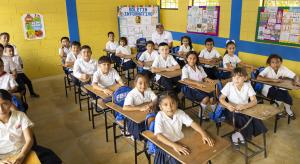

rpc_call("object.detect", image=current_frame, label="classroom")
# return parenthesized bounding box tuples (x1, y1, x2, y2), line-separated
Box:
(0, 0, 299, 164)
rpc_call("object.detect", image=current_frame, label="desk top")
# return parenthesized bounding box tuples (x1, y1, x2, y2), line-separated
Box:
(158, 69, 182, 78)
(106, 102, 148, 124)
(2, 151, 41, 164)
(84, 84, 121, 99)
(142, 130, 230, 164)
(251, 79, 300, 90)
(239, 104, 280, 120)
(132, 58, 153, 68)
(179, 80, 216, 93)
(122, 54, 136, 59)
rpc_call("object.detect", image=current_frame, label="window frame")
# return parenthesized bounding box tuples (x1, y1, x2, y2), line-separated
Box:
(160, 0, 179, 10)
(190, 0, 220, 6)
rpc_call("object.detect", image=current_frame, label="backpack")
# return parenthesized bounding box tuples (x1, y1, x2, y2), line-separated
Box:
(251, 67, 265, 93)
(136, 38, 147, 52)
(112, 86, 132, 121)
(136, 52, 144, 73)
(145, 112, 157, 155)
(12, 95, 28, 113)
(172, 46, 180, 54)
(208, 81, 225, 123)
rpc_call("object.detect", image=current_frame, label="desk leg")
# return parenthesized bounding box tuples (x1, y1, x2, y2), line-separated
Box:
(244, 141, 248, 164)
(263, 132, 267, 158)
(64, 76, 68, 97)
(74, 85, 77, 104)
(87, 96, 91, 121)
(113, 122, 117, 153)
(79, 86, 82, 111)
(208, 160, 212, 164)
(274, 114, 279, 133)
(104, 110, 109, 142)
(134, 139, 137, 164)
(92, 99, 97, 129)
(199, 106, 203, 126)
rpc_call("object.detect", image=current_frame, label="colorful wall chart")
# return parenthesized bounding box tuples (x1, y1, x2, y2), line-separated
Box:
(187, 6, 220, 36)
(22, 13, 45, 40)
(118, 5, 159, 47)
(256, 7, 300, 47)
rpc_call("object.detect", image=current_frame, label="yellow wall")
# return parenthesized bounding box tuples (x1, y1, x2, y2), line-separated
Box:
(76, 0, 150, 60)
(0, 0, 69, 79)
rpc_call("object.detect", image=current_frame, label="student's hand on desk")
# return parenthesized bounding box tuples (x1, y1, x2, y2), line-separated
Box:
(235, 104, 246, 111)
(272, 79, 283, 83)
(226, 104, 236, 112)
(81, 74, 89, 80)
(172, 143, 191, 156)
(292, 81, 300, 86)
(12, 155, 25, 164)
(103, 89, 113, 96)
(201, 133, 214, 147)
(140, 104, 151, 112)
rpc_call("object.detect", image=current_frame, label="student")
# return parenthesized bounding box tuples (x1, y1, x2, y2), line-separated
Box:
(5, 45, 39, 97)
(219, 67, 267, 149)
(154, 91, 214, 163)
(151, 24, 173, 49)
(0, 89, 62, 164)
(0, 32, 18, 55)
(257, 54, 300, 120)
(137, 41, 159, 79)
(151, 42, 180, 91)
(92, 56, 125, 106)
(104, 32, 118, 55)
(73, 45, 97, 80)
(199, 38, 221, 79)
(65, 41, 81, 68)
(181, 51, 216, 119)
(58, 36, 71, 64)
(116, 37, 136, 78)
(177, 36, 193, 68)
(123, 74, 157, 139)
(0, 44, 17, 78)
(222, 40, 253, 79)
(0, 58, 18, 93)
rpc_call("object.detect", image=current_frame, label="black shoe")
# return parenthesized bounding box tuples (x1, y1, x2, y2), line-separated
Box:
(30, 93, 40, 98)
(289, 113, 296, 120)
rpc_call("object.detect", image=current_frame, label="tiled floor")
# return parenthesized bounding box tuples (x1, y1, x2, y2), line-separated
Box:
(26, 74, 300, 164)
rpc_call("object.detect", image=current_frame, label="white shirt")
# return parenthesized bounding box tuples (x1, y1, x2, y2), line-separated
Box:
(11, 55, 23, 73)
(105, 41, 118, 52)
(138, 50, 159, 70)
(58, 47, 70, 57)
(181, 64, 207, 82)
(178, 45, 193, 60)
(0, 111, 34, 159)
(154, 110, 193, 142)
(151, 31, 173, 45)
(124, 88, 157, 106)
(223, 54, 241, 69)
(116, 45, 131, 62)
(1, 56, 16, 74)
(221, 82, 256, 105)
(199, 48, 221, 68)
(73, 58, 97, 79)
(259, 66, 296, 96)
(92, 68, 121, 88)
(65, 52, 82, 63)
(0, 73, 18, 90)
(152, 55, 178, 81)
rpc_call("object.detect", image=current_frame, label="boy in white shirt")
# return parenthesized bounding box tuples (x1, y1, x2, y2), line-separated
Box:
(0, 32, 19, 55)
(151, 24, 173, 49)
(5, 45, 39, 97)
(104, 32, 118, 55)
(137, 41, 158, 79)
(0, 58, 18, 93)
(0, 44, 17, 78)
(73, 45, 97, 81)
(199, 38, 221, 79)
(151, 42, 180, 92)
(58, 36, 71, 64)
(65, 41, 81, 68)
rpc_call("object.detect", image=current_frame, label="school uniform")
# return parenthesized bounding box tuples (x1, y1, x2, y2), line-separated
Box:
(58, 47, 70, 64)
(116, 45, 136, 70)
(221, 82, 267, 140)
(0, 72, 18, 91)
(11, 55, 36, 95)
(199, 48, 220, 79)
(124, 88, 157, 140)
(138, 50, 159, 78)
(177, 45, 193, 68)
(181, 64, 213, 102)
(221, 54, 241, 79)
(0, 111, 61, 163)
(73, 58, 97, 85)
(105, 41, 119, 64)
(1, 56, 16, 74)
(92, 68, 121, 88)
(152, 55, 180, 91)
(259, 66, 295, 105)
(151, 31, 173, 45)
(154, 110, 193, 164)
(65, 52, 82, 64)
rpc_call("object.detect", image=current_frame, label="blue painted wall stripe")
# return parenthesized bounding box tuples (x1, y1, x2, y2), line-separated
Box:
(229, 0, 242, 41)
(66, 0, 80, 42)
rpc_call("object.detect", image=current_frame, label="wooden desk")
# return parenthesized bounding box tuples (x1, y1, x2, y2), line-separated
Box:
(2, 151, 41, 164)
(200, 60, 220, 67)
(173, 53, 186, 59)
(70, 73, 91, 83)
(105, 102, 148, 124)
(132, 58, 153, 68)
(122, 54, 136, 59)
(84, 85, 111, 99)
(179, 80, 217, 93)
(158, 69, 182, 78)
(239, 104, 280, 120)
(251, 79, 300, 90)
(142, 130, 230, 164)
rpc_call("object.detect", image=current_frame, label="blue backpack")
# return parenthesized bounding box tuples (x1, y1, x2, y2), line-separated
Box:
(145, 112, 157, 155)
(251, 67, 265, 93)
(136, 38, 147, 52)
(208, 81, 225, 123)
(136, 52, 144, 73)
(112, 86, 132, 121)
(172, 46, 180, 54)
(12, 95, 27, 113)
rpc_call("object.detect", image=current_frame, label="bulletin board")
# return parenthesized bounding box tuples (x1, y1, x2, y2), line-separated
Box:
(187, 6, 220, 36)
(255, 7, 300, 47)
(117, 5, 160, 47)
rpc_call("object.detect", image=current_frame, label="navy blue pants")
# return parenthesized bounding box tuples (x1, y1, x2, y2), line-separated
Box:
(154, 148, 180, 164)
(203, 66, 219, 79)
(176, 59, 186, 68)
(109, 53, 122, 66)
(127, 119, 145, 140)
(267, 87, 293, 105)
(182, 85, 214, 102)
(32, 145, 62, 164)
(16, 73, 35, 95)
(122, 60, 136, 70)
(158, 76, 181, 92)
(224, 110, 268, 140)
(220, 71, 231, 79)
(140, 69, 154, 79)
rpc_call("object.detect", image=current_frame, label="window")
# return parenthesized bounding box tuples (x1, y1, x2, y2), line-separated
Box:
(160, 0, 179, 9)
(189, 0, 220, 6)
(260, 0, 300, 7)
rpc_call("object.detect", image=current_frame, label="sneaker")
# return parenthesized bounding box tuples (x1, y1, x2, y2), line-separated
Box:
(231, 133, 240, 150)
(30, 93, 40, 98)
(289, 113, 296, 120)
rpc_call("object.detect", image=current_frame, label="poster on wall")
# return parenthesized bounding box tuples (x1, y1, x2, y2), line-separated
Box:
(22, 13, 45, 40)
(118, 5, 159, 47)
(187, 6, 220, 36)
(255, 7, 300, 47)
